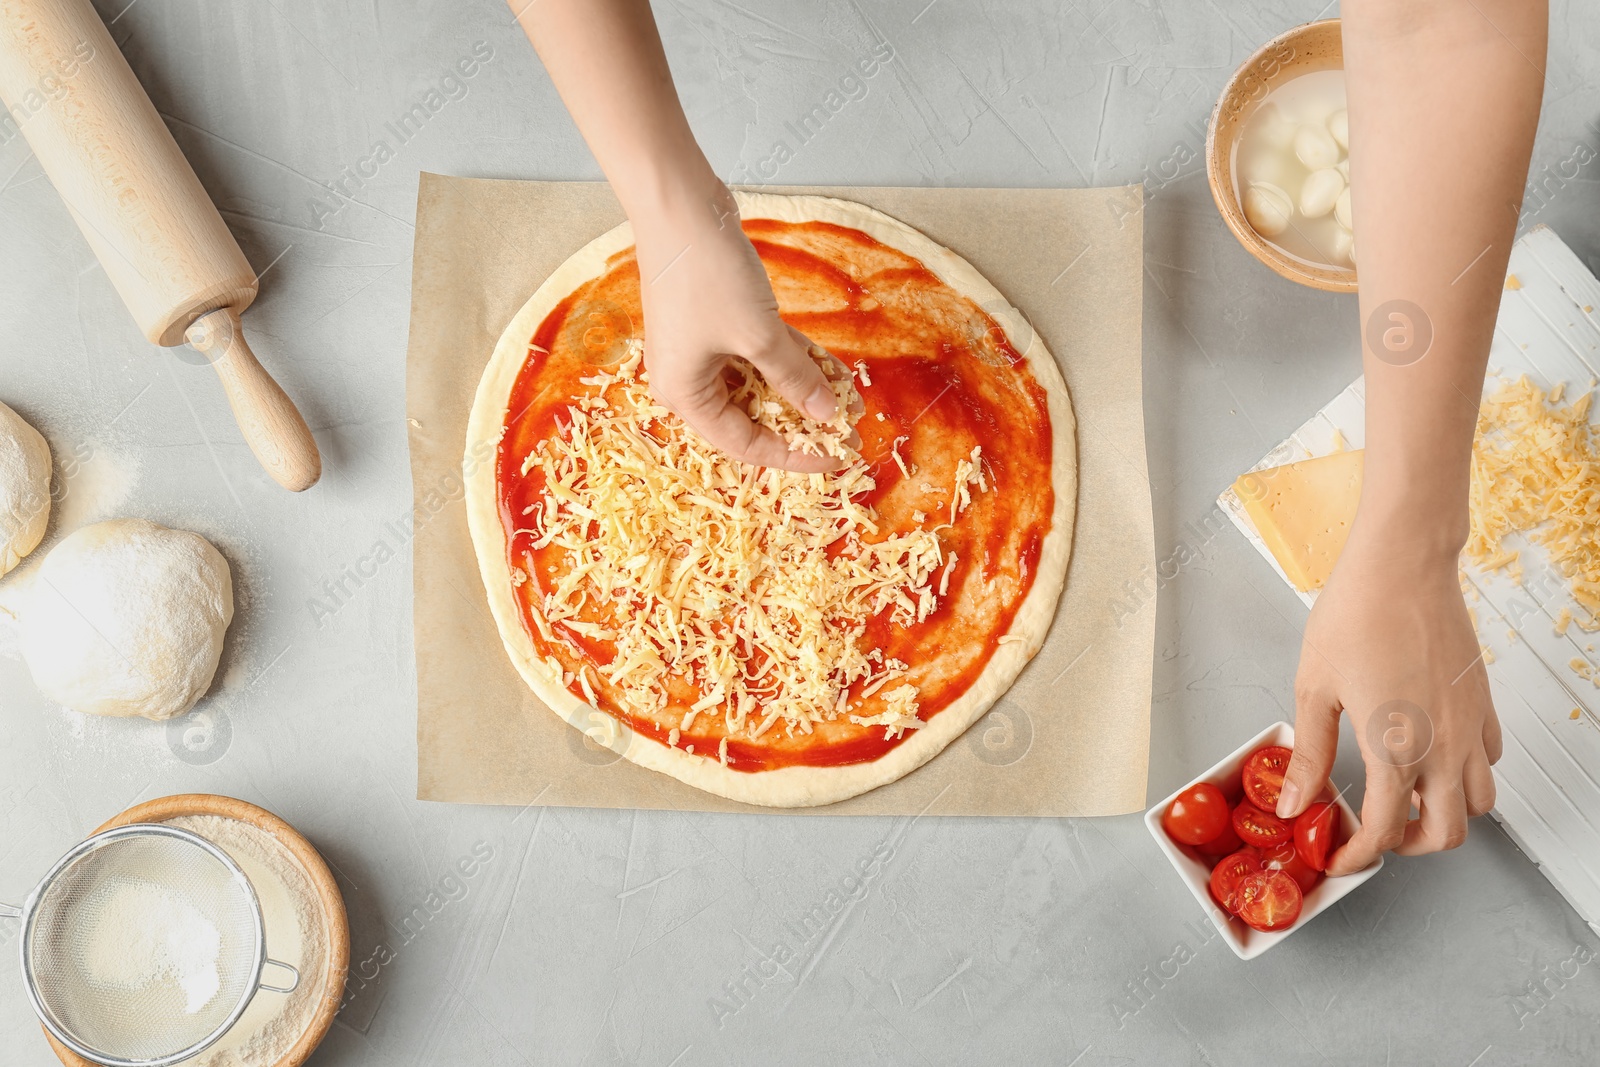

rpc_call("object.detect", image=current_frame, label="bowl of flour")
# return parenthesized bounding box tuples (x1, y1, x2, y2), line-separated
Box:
(44, 796, 348, 1067)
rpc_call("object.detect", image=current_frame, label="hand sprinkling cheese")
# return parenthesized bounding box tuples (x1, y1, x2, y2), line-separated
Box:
(731, 342, 863, 464)
(522, 340, 994, 756)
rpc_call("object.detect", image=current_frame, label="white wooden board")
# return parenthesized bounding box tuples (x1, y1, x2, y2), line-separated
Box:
(1218, 225, 1600, 938)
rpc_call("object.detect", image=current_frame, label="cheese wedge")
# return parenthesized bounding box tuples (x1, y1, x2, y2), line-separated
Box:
(1233, 450, 1364, 592)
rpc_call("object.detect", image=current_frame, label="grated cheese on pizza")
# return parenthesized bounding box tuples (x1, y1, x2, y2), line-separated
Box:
(1468, 376, 1600, 628)
(519, 340, 990, 748)
(736, 343, 861, 463)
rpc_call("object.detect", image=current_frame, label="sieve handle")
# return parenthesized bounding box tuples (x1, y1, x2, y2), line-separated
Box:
(0, 903, 18, 918)
(259, 958, 300, 994)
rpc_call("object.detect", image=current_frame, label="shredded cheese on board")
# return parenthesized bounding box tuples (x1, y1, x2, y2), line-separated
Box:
(520, 341, 990, 757)
(1469, 377, 1600, 627)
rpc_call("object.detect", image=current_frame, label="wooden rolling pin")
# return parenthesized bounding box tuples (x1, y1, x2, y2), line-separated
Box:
(0, 0, 320, 491)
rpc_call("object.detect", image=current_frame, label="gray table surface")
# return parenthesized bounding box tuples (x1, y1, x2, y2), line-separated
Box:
(3, 1, 1599, 1064)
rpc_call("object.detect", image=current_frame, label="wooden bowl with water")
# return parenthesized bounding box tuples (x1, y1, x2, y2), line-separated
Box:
(1207, 18, 1356, 293)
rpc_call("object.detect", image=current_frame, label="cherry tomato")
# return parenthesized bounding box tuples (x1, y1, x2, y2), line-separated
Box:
(1231, 800, 1292, 848)
(1216, 770, 1245, 806)
(1208, 848, 1263, 913)
(1195, 818, 1244, 859)
(1294, 801, 1340, 872)
(1241, 745, 1293, 811)
(1162, 782, 1231, 846)
(1234, 868, 1303, 931)
(1261, 840, 1321, 894)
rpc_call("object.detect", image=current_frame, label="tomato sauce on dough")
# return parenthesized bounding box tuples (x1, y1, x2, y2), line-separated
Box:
(497, 219, 1055, 771)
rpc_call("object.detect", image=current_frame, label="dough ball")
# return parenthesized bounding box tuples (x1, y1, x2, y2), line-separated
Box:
(21, 518, 233, 720)
(1243, 182, 1294, 238)
(1334, 187, 1353, 231)
(0, 401, 51, 577)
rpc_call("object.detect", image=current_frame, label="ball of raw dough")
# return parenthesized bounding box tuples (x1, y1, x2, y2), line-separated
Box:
(0, 401, 51, 577)
(21, 518, 233, 720)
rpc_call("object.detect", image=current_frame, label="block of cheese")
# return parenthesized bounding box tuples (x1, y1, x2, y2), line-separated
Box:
(1232, 450, 1364, 592)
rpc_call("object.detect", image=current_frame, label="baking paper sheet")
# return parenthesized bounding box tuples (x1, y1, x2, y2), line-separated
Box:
(1219, 225, 1600, 934)
(406, 175, 1153, 817)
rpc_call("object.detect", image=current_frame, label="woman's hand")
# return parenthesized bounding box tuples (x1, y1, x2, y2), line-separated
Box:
(631, 181, 845, 473)
(510, 0, 844, 472)
(1278, 528, 1502, 876)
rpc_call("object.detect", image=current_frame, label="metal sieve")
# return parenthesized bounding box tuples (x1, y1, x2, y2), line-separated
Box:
(0, 824, 299, 1067)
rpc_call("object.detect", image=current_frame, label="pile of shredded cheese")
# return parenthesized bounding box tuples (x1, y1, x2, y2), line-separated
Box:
(1468, 376, 1600, 630)
(517, 341, 989, 756)
(732, 343, 861, 463)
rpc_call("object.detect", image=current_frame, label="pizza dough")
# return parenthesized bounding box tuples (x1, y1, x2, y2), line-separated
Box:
(466, 192, 1076, 807)
(0, 400, 51, 577)
(21, 518, 233, 720)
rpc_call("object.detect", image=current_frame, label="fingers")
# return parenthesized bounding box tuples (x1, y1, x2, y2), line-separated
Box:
(1395, 776, 1469, 855)
(1482, 704, 1504, 764)
(1280, 678, 1341, 818)
(1326, 767, 1408, 877)
(1463, 747, 1497, 816)
(658, 372, 840, 474)
(793, 327, 865, 451)
(746, 324, 840, 422)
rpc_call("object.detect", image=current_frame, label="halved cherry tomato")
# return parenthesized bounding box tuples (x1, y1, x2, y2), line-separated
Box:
(1216, 770, 1245, 806)
(1162, 782, 1230, 845)
(1195, 818, 1244, 859)
(1261, 839, 1321, 894)
(1234, 868, 1303, 931)
(1294, 801, 1340, 872)
(1231, 800, 1292, 848)
(1208, 848, 1263, 913)
(1241, 745, 1293, 811)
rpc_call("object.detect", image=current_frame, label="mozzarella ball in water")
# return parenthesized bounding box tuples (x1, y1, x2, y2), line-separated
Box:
(1294, 124, 1341, 170)
(1243, 182, 1294, 237)
(1254, 104, 1297, 150)
(20, 518, 233, 720)
(1329, 109, 1349, 149)
(1239, 145, 1290, 187)
(1335, 187, 1353, 230)
(1299, 168, 1345, 219)
(1329, 228, 1354, 264)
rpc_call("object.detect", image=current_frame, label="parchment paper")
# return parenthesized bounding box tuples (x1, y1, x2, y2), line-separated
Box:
(407, 174, 1153, 817)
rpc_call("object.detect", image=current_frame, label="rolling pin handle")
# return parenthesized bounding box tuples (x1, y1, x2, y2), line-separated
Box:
(185, 309, 322, 492)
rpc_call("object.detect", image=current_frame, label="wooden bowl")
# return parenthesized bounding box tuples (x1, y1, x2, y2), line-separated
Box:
(1206, 18, 1356, 293)
(44, 794, 349, 1067)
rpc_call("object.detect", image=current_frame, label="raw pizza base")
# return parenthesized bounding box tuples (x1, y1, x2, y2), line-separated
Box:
(465, 191, 1077, 807)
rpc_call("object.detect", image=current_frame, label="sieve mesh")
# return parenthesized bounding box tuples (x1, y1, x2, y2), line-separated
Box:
(23, 827, 264, 1066)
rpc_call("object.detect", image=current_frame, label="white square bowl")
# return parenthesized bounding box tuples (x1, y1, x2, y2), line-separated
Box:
(1143, 720, 1384, 960)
